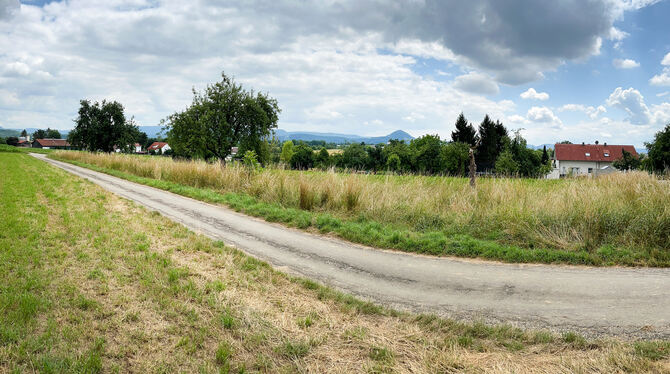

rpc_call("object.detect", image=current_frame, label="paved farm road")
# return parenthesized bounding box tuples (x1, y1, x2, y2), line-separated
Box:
(32, 153, 670, 339)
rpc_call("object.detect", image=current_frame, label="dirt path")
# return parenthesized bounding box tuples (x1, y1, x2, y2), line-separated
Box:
(32, 153, 670, 339)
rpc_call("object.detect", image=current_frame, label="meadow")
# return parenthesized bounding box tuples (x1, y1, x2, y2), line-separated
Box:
(50, 151, 670, 267)
(2, 150, 670, 373)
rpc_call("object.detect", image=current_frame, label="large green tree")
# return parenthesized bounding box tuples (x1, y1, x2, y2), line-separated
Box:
(68, 100, 140, 152)
(290, 142, 315, 169)
(451, 113, 479, 147)
(613, 149, 641, 171)
(441, 142, 470, 176)
(164, 73, 280, 161)
(410, 134, 444, 174)
(644, 124, 670, 173)
(476, 115, 508, 172)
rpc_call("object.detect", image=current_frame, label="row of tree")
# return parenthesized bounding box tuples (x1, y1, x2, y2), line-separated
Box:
(52, 71, 670, 176)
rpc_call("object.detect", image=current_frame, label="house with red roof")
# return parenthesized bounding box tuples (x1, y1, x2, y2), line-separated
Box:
(147, 141, 171, 154)
(553, 142, 638, 177)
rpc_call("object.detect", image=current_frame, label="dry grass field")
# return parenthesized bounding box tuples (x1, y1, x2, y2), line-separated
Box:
(51, 151, 670, 266)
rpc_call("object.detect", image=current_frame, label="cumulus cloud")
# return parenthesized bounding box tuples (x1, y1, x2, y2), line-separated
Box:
(663, 52, 670, 66)
(520, 88, 549, 100)
(452, 72, 499, 95)
(526, 106, 562, 129)
(606, 87, 652, 125)
(559, 104, 607, 119)
(613, 58, 640, 69)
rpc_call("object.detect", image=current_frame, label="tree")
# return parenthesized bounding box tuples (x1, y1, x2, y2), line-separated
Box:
(644, 124, 670, 173)
(559, 140, 572, 144)
(33, 128, 61, 139)
(382, 140, 412, 172)
(613, 149, 641, 170)
(386, 153, 401, 171)
(280, 141, 294, 164)
(451, 113, 479, 147)
(441, 142, 470, 176)
(476, 115, 509, 172)
(315, 147, 330, 169)
(20, 129, 27, 137)
(340, 143, 368, 170)
(68, 100, 140, 152)
(6, 136, 18, 146)
(365, 144, 385, 171)
(290, 142, 314, 169)
(541, 145, 549, 165)
(164, 72, 280, 161)
(495, 150, 519, 175)
(410, 134, 444, 174)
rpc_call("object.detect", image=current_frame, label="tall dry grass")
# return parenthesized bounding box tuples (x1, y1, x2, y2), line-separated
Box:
(53, 151, 670, 253)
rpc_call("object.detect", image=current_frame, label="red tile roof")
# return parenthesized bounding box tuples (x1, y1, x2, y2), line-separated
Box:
(147, 141, 168, 151)
(34, 138, 70, 147)
(554, 143, 637, 162)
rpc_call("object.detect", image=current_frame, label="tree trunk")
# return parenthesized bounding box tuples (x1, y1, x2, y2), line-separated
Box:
(469, 148, 476, 188)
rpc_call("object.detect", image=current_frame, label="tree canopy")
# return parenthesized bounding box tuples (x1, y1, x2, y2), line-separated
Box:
(451, 113, 478, 147)
(164, 73, 280, 161)
(644, 124, 670, 173)
(68, 100, 140, 152)
(32, 128, 61, 139)
(476, 115, 508, 172)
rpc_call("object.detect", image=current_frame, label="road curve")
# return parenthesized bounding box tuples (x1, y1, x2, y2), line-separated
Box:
(32, 153, 670, 339)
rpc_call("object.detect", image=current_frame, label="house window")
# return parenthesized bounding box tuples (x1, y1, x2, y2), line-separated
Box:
(588, 168, 593, 174)
(604, 152, 609, 157)
(585, 152, 590, 157)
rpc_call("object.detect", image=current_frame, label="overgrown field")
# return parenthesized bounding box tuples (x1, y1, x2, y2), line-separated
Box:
(3, 152, 670, 373)
(51, 151, 670, 266)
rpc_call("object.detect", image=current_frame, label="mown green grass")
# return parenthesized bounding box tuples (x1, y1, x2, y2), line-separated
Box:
(50, 155, 668, 267)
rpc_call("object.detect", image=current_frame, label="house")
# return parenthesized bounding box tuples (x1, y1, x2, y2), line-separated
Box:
(31, 138, 72, 150)
(147, 141, 171, 154)
(134, 143, 142, 153)
(553, 142, 638, 177)
(17, 139, 31, 147)
(225, 146, 239, 161)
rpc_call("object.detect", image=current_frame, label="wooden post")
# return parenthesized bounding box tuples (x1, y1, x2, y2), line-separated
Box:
(469, 148, 476, 188)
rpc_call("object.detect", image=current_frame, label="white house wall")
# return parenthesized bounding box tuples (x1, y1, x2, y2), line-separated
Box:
(556, 160, 613, 175)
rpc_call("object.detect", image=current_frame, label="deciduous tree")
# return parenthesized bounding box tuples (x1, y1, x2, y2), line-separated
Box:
(164, 73, 280, 161)
(68, 100, 140, 152)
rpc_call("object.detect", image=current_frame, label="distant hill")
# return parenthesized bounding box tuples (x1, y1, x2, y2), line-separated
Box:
(139, 126, 166, 138)
(275, 129, 414, 144)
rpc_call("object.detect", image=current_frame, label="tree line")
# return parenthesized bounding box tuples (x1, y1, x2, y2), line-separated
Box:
(276, 114, 553, 177)
(14, 71, 667, 176)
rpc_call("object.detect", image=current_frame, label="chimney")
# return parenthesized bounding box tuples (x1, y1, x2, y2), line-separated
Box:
(604, 142, 607, 146)
(582, 142, 585, 146)
(595, 140, 599, 145)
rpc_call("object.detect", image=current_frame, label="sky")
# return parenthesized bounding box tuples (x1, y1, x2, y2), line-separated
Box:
(1, 0, 670, 147)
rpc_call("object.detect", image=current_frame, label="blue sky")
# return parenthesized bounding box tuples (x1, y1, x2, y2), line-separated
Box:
(1, 0, 669, 147)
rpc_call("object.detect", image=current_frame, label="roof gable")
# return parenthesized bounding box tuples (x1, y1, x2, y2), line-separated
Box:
(34, 138, 70, 147)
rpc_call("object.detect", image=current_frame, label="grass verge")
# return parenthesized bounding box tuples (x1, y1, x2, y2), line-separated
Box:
(48, 153, 669, 267)
(2, 152, 668, 372)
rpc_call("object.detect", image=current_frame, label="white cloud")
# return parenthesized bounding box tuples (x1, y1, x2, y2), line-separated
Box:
(650, 71, 670, 86)
(662, 52, 670, 66)
(4, 61, 30, 76)
(612, 58, 639, 69)
(606, 87, 652, 125)
(657, 91, 669, 97)
(452, 72, 499, 95)
(526, 106, 562, 129)
(519, 88, 549, 100)
(559, 104, 606, 119)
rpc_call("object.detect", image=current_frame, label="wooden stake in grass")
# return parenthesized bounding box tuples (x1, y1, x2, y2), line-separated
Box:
(468, 147, 477, 188)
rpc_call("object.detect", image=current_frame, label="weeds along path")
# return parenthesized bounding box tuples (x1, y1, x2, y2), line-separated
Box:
(31, 153, 670, 339)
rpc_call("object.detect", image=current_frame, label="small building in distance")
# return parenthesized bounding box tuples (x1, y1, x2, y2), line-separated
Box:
(553, 142, 638, 177)
(147, 141, 171, 154)
(31, 138, 72, 150)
